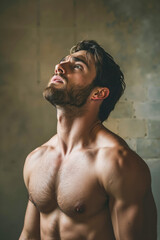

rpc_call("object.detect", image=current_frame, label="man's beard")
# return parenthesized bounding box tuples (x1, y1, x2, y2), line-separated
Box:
(43, 81, 96, 108)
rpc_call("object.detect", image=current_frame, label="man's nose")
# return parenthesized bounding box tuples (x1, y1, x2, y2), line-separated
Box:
(55, 63, 65, 75)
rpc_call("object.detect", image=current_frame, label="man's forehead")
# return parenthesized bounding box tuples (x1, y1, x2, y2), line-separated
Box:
(61, 50, 95, 66)
(70, 50, 93, 60)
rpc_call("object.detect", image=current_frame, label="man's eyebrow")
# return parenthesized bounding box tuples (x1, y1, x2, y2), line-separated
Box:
(72, 56, 89, 68)
(59, 55, 89, 68)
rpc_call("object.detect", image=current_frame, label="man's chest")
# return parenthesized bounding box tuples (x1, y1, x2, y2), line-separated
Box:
(28, 150, 107, 217)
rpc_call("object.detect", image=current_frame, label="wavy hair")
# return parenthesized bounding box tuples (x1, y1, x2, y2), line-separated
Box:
(70, 40, 126, 122)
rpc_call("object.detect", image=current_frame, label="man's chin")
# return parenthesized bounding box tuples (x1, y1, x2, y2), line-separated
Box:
(43, 83, 92, 108)
(43, 86, 53, 101)
(43, 86, 68, 107)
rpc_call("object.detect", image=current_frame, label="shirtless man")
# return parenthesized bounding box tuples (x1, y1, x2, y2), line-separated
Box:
(19, 40, 157, 240)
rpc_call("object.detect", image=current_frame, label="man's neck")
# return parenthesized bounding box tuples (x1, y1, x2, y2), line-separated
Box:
(56, 105, 101, 156)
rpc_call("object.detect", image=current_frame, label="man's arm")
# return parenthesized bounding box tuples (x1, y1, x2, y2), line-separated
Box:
(19, 151, 40, 240)
(19, 200, 40, 240)
(98, 146, 157, 240)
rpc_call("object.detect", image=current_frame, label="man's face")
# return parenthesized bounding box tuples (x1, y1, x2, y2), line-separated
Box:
(43, 50, 97, 107)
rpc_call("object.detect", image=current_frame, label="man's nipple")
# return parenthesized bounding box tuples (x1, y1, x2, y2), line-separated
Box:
(74, 203, 85, 214)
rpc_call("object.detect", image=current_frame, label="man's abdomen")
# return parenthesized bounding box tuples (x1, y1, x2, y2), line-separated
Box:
(40, 207, 115, 240)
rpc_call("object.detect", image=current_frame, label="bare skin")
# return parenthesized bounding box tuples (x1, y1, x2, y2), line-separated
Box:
(19, 50, 157, 240)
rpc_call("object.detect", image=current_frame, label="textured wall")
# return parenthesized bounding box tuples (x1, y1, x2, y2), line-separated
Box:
(0, 0, 159, 239)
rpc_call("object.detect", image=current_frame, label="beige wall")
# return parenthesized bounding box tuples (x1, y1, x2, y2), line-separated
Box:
(0, 0, 160, 239)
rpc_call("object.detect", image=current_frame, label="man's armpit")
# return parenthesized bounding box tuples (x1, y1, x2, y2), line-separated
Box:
(28, 194, 38, 209)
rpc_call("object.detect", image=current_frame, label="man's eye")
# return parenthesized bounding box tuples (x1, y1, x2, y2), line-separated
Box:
(74, 64, 83, 70)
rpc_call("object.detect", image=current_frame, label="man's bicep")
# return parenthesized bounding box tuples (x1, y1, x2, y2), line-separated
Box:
(108, 161, 156, 239)
(100, 147, 156, 239)
(19, 200, 40, 240)
(110, 198, 145, 240)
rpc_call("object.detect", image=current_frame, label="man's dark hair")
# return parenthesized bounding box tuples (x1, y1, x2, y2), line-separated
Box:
(70, 40, 126, 122)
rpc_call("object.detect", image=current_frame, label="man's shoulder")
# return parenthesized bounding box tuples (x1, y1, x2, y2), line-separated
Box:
(97, 126, 147, 169)
(97, 140, 149, 172)
(23, 135, 58, 182)
(27, 134, 58, 159)
(96, 138, 150, 192)
(96, 141, 131, 172)
(95, 124, 128, 150)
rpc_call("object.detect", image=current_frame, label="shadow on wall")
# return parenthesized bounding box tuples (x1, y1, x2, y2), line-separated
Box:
(147, 160, 160, 240)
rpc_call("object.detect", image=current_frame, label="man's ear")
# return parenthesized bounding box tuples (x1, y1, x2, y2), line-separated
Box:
(91, 87, 110, 100)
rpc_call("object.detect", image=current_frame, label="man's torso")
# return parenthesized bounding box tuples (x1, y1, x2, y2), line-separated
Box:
(27, 136, 116, 240)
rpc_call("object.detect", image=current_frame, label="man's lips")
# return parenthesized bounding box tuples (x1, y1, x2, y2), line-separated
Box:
(50, 75, 66, 84)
